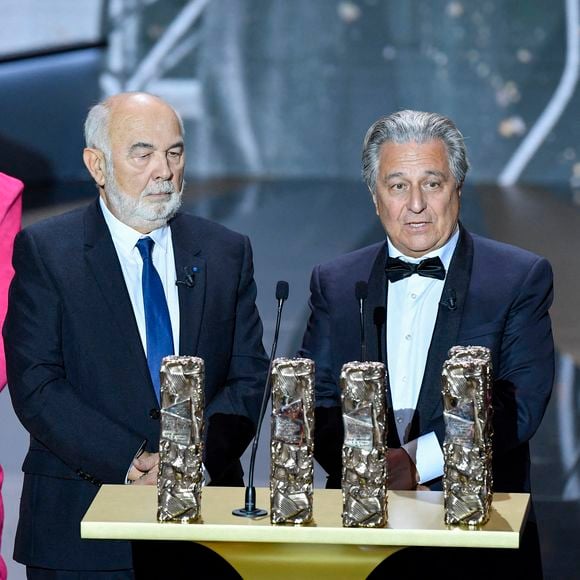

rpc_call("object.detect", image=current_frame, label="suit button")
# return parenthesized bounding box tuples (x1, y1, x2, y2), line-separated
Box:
(149, 408, 160, 420)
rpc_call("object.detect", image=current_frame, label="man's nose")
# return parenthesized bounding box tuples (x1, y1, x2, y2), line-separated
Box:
(407, 187, 427, 213)
(153, 152, 173, 180)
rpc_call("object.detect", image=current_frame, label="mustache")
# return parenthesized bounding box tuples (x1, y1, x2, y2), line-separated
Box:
(142, 181, 178, 196)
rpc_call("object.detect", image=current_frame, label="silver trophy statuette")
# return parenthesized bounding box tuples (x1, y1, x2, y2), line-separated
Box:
(157, 355, 205, 523)
(442, 345, 493, 526)
(341, 361, 388, 528)
(270, 357, 315, 525)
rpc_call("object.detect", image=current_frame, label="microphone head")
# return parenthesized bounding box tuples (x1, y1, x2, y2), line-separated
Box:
(276, 280, 289, 301)
(355, 280, 368, 301)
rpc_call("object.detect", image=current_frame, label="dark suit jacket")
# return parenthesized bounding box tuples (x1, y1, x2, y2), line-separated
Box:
(299, 226, 555, 493)
(3, 199, 268, 570)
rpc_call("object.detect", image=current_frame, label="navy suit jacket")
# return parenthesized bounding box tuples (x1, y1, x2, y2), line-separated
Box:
(3, 199, 268, 570)
(299, 226, 555, 493)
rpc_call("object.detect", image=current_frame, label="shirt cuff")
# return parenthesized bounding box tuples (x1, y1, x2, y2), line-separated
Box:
(402, 431, 444, 484)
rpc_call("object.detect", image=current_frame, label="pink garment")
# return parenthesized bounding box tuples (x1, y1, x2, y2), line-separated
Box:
(0, 172, 24, 580)
(0, 171, 23, 388)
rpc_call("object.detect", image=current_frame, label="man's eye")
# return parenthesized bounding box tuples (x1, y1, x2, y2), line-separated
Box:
(168, 151, 182, 158)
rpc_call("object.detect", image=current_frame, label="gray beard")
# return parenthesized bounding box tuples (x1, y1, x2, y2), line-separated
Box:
(104, 172, 183, 232)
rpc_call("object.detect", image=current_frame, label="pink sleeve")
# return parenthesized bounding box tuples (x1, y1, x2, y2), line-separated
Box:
(0, 173, 22, 580)
(0, 172, 23, 391)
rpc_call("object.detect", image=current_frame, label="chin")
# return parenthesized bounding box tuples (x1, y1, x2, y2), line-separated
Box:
(400, 238, 433, 255)
(142, 195, 182, 221)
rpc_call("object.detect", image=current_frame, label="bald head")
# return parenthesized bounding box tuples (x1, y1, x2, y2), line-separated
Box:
(84, 92, 185, 156)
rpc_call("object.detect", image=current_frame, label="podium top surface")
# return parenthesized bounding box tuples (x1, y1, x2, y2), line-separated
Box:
(81, 486, 529, 549)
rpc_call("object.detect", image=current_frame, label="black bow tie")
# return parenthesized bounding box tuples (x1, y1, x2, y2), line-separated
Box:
(385, 256, 446, 283)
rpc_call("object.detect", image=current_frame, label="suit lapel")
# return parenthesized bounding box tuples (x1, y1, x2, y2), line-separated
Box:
(365, 242, 387, 366)
(413, 226, 474, 434)
(364, 242, 399, 443)
(83, 200, 152, 390)
(170, 214, 206, 355)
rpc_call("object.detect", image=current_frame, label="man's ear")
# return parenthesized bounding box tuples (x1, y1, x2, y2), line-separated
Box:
(83, 148, 107, 187)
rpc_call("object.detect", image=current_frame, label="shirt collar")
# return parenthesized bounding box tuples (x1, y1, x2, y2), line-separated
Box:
(386, 224, 459, 271)
(99, 197, 170, 256)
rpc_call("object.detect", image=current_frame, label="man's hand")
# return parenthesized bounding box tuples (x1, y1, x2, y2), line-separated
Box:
(127, 451, 159, 485)
(387, 447, 419, 490)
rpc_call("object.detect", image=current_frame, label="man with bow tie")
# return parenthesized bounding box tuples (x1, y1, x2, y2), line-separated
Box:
(299, 110, 554, 578)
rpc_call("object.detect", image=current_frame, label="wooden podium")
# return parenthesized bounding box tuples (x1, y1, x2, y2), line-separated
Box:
(81, 486, 529, 579)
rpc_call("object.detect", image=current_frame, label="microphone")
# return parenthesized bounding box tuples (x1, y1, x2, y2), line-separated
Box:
(373, 306, 386, 364)
(176, 266, 197, 288)
(441, 288, 457, 311)
(355, 281, 368, 361)
(233, 280, 289, 518)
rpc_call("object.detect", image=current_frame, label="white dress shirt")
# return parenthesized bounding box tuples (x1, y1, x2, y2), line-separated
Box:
(386, 226, 459, 484)
(100, 198, 184, 482)
(99, 197, 180, 356)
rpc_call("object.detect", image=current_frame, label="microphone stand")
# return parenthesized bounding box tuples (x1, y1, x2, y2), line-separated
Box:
(355, 281, 368, 362)
(232, 282, 288, 517)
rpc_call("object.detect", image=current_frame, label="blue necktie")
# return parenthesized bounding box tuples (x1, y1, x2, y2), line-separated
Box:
(136, 237, 174, 402)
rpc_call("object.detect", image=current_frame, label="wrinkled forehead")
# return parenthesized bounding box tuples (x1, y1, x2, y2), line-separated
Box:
(379, 140, 451, 172)
(108, 97, 183, 150)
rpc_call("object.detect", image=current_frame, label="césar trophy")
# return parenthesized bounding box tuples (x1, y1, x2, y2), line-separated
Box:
(269, 357, 315, 525)
(442, 345, 494, 526)
(340, 361, 388, 528)
(157, 355, 205, 523)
